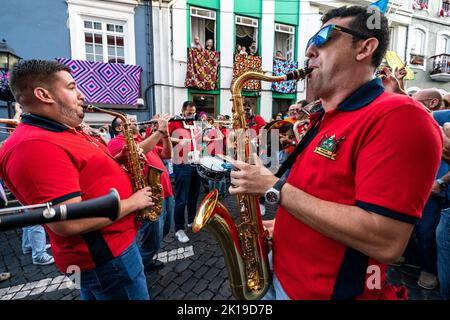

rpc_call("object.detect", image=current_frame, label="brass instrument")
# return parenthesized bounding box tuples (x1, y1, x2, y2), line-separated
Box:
(193, 67, 312, 300)
(292, 100, 322, 142)
(82, 105, 163, 221)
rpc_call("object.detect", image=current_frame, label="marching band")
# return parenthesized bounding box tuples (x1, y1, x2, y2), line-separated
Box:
(1, 4, 449, 302)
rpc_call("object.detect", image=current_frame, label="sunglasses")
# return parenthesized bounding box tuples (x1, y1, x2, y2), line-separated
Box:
(305, 24, 369, 55)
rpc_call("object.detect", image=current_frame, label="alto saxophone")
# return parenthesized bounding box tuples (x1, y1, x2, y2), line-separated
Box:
(192, 67, 312, 300)
(83, 105, 163, 221)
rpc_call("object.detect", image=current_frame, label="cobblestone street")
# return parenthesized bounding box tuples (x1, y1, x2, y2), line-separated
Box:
(0, 188, 444, 300)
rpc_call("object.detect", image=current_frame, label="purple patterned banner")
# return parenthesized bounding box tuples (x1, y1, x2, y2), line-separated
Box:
(56, 58, 142, 106)
(271, 58, 298, 94)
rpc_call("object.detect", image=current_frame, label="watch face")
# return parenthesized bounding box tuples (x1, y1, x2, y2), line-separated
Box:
(266, 191, 278, 203)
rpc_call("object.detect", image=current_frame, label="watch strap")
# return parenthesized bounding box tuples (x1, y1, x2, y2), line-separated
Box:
(273, 178, 287, 192)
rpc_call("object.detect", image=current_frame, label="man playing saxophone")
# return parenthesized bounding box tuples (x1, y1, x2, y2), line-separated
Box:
(0, 60, 155, 300)
(108, 113, 174, 273)
(229, 6, 442, 300)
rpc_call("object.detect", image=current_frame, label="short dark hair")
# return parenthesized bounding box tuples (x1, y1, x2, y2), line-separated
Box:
(321, 6, 389, 68)
(9, 59, 71, 105)
(182, 100, 196, 110)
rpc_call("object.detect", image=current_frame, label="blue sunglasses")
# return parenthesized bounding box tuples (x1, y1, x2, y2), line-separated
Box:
(305, 24, 369, 55)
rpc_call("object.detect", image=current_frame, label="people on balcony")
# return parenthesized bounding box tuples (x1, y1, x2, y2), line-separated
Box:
(275, 50, 286, 61)
(240, 46, 248, 56)
(191, 36, 203, 50)
(250, 41, 258, 56)
(205, 39, 215, 51)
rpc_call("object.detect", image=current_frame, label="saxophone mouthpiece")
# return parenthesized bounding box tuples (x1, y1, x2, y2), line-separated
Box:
(285, 67, 313, 81)
(82, 104, 95, 112)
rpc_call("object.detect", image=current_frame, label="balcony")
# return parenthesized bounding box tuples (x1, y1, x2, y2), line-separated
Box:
(440, 0, 450, 17)
(430, 54, 450, 81)
(412, 0, 429, 10)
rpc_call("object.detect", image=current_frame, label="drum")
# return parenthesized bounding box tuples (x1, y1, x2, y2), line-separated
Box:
(196, 156, 232, 181)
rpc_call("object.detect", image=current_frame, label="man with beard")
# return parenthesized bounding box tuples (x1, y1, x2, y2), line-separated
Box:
(0, 60, 154, 300)
(228, 6, 442, 300)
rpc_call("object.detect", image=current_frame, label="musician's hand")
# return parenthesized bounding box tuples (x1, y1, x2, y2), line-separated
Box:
(394, 66, 407, 81)
(138, 147, 147, 162)
(130, 187, 154, 210)
(228, 154, 278, 196)
(155, 113, 171, 134)
(114, 144, 129, 165)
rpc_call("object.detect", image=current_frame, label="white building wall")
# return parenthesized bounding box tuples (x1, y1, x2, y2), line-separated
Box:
(219, 0, 234, 116)
(171, 1, 188, 115)
(260, 0, 275, 120)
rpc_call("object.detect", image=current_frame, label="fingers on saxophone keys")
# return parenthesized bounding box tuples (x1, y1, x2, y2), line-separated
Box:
(229, 185, 244, 195)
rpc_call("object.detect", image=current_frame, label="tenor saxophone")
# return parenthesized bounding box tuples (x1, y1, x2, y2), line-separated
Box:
(192, 67, 312, 300)
(83, 105, 163, 221)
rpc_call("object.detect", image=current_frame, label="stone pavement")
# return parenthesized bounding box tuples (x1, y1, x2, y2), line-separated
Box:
(0, 187, 444, 300)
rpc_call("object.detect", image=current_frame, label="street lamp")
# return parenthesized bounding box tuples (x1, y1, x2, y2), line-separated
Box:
(0, 39, 21, 118)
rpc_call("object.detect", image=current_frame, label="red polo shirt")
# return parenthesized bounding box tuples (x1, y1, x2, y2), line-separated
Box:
(107, 134, 173, 198)
(0, 114, 138, 272)
(169, 121, 200, 164)
(273, 79, 442, 300)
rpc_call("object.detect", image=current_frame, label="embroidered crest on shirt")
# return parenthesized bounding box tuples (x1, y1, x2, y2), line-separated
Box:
(314, 134, 345, 160)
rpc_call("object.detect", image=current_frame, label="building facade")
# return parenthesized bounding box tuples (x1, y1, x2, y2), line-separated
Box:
(407, 0, 450, 90)
(0, 0, 156, 125)
(152, 0, 305, 121)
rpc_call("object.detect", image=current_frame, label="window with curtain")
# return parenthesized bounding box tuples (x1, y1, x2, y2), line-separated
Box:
(410, 28, 426, 66)
(437, 34, 450, 54)
(235, 16, 258, 55)
(274, 23, 295, 61)
(190, 7, 216, 50)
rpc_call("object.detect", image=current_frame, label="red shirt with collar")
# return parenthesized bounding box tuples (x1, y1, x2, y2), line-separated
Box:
(107, 134, 173, 198)
(0, 115, 138, 272)
(273, 80, 442, 300)
(168, 121, 200, 164)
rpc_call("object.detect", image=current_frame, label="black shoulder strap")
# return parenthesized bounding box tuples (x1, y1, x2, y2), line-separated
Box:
(275, 110, 324, 178)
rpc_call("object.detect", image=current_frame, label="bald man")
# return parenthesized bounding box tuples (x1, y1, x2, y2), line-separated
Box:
(412, 89, 443, 111)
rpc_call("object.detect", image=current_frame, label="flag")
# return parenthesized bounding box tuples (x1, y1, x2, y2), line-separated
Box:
(370, 0, 389, 14)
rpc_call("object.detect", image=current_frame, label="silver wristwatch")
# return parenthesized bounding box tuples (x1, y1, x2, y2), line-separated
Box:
(264, 179, 286, 205)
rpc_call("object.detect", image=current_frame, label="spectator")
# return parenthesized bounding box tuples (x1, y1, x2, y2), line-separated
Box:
(275, 113, 283, 121)
(287, 104, 299, 118)
(250, 41, 258, 56)
(275, 50, 286, 61)
(412, 89, 443, 111)
(205, 39, 214, 51)
(191, 36, 203, 50)
(235, 44, 242, 55)
(240, 46, 248, 56)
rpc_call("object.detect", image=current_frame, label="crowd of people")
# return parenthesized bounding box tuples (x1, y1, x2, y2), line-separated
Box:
(1, 5, 450, 301)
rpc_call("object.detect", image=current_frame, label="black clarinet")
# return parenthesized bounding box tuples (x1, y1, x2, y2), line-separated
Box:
(0, 189, 120, 232)
(136, 114, 199, 126)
